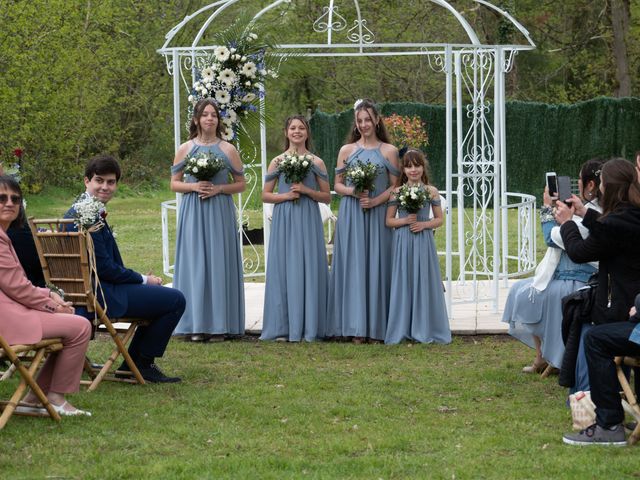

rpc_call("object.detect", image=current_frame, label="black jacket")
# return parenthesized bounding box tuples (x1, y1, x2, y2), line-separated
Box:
(560, 204, 640, 325)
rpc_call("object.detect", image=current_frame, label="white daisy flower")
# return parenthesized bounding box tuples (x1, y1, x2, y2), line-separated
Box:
(222, 127, 234, 141)
(202, 67, 215, 81)
(222, 117, 233, 127)
(241, 93, 256, 103)
(259, 69, 267, 76)
(302, 160, 309, 167)
(215, 90, 231, 104)
(226, 110, 237, 122)
(218, 69, 236, 86)
(213, 46, 230, 62)
(192, 167, 199, 173)
(242, 62, 257, 77)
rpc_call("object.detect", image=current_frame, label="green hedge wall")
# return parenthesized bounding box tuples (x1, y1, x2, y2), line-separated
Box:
(310, 97, 640, 196)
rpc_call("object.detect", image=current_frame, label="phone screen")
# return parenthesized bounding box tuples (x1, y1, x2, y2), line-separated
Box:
(546, 174, 558, 197)
(557, 176, 571, 202)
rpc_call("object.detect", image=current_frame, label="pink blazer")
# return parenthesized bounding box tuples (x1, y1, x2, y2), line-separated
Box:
(0, 227, 58, 345)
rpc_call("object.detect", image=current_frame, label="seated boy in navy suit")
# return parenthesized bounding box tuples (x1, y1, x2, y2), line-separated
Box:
(66, 154, 185, 383)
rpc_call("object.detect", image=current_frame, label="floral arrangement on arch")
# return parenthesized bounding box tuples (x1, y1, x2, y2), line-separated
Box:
(188, 25, 278, 142)
(383, 114, 429, 150)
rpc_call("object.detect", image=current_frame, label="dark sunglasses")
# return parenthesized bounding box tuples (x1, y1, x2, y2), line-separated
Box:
(0, 194, 22, 205)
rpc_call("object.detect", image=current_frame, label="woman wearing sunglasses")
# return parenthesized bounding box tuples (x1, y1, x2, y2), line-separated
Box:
(0, 175, 92, 416)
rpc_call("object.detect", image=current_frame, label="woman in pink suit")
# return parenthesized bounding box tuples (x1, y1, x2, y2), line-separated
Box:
(0, 175, 92, 416)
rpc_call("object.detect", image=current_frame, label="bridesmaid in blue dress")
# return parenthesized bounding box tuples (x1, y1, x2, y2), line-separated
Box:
(170, 98, 246, 342)
(385, 149, 451, 345)
(327, 99, 400, 343)
(260, 115, 331, 342)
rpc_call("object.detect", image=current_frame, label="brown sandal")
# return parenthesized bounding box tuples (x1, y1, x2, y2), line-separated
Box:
(522, 360, 548, 374)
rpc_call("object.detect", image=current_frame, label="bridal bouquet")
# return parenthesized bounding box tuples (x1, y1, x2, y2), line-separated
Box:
(184, 152, 226, 181)
(396, 184, 430, 214)
(72, 193, 106, 230)
(277, 152, 314, 184)
(344, 159, 380, 194)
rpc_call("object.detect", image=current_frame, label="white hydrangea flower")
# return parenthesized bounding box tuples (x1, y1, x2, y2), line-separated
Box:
(213, 46, 230, 62)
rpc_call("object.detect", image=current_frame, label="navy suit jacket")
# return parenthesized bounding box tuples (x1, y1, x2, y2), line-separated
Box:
(65, 207, 143, 318)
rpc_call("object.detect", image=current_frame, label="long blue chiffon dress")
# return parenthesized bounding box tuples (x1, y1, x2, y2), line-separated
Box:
(385, 193, 451, 344)
(260, 164, 329, 342)
(172, 140, 245, 336)
(326, 145, 400, 340)
(502, 217, 596, 368)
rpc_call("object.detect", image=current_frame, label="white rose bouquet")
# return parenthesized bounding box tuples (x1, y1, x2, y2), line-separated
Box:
(344, 158, 380, 195)
(72, 193, 106, 230)
(277, 152, 314, 184)
(184, 152, 226, 181)
(396, 184, 430, 214)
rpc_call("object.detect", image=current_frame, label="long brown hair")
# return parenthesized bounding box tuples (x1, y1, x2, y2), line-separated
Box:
(189, 98, 224, 140)
(283, 115, 313, 151)
(400, 149, 430, 185)
(346, 99, 391, 144)
(599, 158, 640, 216)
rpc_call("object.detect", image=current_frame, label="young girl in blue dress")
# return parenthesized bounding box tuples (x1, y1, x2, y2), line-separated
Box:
(170, 98, 246, 342)
(260, 115, 331, 342)
(385, 149, 451, 344)
(327, 99, 400, 343)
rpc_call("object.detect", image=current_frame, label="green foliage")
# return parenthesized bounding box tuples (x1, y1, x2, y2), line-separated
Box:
(2, 0, 640, 190)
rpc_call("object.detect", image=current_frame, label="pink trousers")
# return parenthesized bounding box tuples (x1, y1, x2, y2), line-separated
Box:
(35, 313, 91, 394)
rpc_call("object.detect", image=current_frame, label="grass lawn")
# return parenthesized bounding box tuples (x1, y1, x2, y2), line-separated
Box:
(2, 336, 638, 479)
(2, 184, 636, 478)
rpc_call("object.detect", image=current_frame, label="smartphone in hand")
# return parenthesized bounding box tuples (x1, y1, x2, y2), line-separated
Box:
(557, 176, 571, 203)
(546, 172, 558, 197)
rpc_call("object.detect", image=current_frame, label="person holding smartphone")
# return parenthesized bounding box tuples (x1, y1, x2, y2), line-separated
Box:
(503, 160, 603, 374)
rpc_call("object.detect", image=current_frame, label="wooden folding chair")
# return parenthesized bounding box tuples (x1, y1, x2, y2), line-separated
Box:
(0, 334, 63, 429)
(615, 356, 640, 445)
(28, 218, 146, 391)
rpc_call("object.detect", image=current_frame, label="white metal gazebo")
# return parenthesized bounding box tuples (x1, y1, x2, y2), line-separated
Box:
(157, 0, 538, 323)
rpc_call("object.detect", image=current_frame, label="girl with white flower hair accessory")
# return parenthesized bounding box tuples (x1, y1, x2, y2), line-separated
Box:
(384, 149, 450, 344)
(327, 98, 401, 343)
(260, 115, 331, 342)
(170, 97, 246, 342)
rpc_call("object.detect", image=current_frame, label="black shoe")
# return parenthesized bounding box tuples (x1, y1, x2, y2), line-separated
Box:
(138, 364, 181, 383)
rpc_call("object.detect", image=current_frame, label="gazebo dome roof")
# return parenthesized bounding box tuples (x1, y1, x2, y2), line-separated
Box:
(158, 0, 535, 56)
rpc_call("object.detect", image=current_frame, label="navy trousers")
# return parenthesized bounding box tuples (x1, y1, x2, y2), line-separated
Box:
(585, 321, 640, 427)
(120, 284, 186, 361)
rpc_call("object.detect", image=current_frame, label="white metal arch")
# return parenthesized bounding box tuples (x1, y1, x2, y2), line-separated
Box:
(158, 0, 537, 327)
